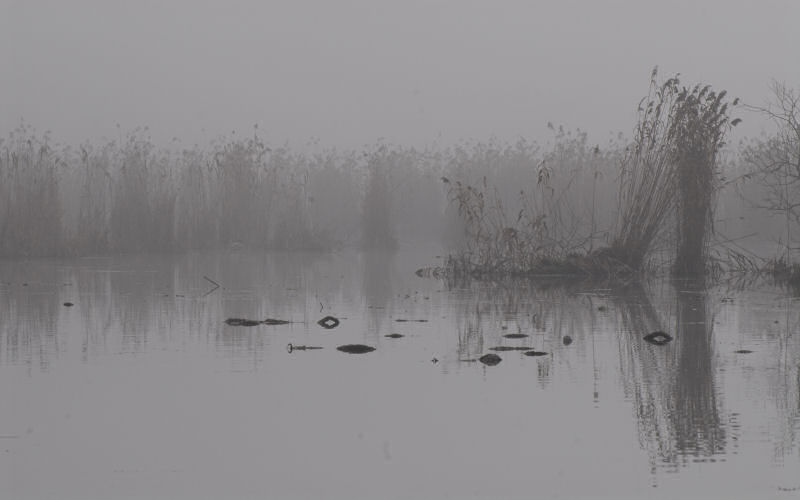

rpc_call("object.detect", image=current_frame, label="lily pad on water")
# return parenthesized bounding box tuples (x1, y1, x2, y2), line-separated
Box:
(225, 318, 263, 327)
(262, 318, 292, 325)
(479, 353, 502, 366)
(502, 333, 529, 339)
(337, 344, 376, 354)
(643, 331, 673, 345)
(384, 333, 404, 338)
(562, 336, 573, 346)
(318, 316, 341, 329)
(489, 346, 533, 351)
(523, 350, 548, 357)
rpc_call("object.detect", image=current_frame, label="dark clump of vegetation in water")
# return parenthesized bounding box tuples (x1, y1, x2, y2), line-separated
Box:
(443, 68, 740, 282)
(337, 344, 376, 354)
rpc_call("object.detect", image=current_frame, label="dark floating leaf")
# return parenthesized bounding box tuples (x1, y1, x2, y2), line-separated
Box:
(318, 316, 340, 329)
(263, 318, 291, 325)
(523, 350, 548, 357)
(489, 346, 533, 351)
(336, 344, 375, 354)
(562, 336, 573, 346)
(502, 333, 529, 339)
(643, 331, 673, 345)
(395, 318, 428, 323)
(479, 353, 502, 366)
(63, 302, 74, 307)
(286, 343, 323, 353)
(225, 318, 263, 327)
(734, 349, 753, 354)
(384, 333, 404, 338)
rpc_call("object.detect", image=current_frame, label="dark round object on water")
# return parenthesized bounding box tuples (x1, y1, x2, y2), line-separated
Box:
(63, 302, 74, 307)
(524, 350, 548, 357)
(643, 331, 673, 345)
(597, 305, 607, 312)
(562, 336, 573, 346)
(735, 349, 753, 354)
(385, 333, 404, 338)
(479, 353, 502, 366)
(503, 333, 529, 339)
(336, 344, 375, 354)
(318, 316, 340, 329)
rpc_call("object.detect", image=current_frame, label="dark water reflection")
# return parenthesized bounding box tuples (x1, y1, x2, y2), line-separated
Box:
(1, 250, 799, 498)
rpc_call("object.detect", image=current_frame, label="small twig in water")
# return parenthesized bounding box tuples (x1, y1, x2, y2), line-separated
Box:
(203, 275, 221, 296)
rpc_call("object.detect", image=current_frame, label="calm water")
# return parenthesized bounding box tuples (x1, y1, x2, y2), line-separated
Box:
(1, 249, 799, 499)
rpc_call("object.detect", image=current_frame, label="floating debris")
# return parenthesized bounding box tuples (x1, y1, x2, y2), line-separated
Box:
(597, 305, 607, 312)
(395, 319, 428, 323)
(287, 343, 323, 353)
(63, 302, 74, 307)
(524, 350, 548, 357)
(415, 267, 446, 279)
(643, 331, 673, 345)
(502, 333, 529, 339)
(562, 336, 573, 346)
(479, 353, 502, 366)
(336, 344, 375, 354)
(431, 357, 439, 364)
(489, 346, 533, 351)
(734, 349, 753, 354)
(384, 333, 404, 339)
(225, 318, 263, 327)
(318, 316, 340, 329)
(262, 318, 292, 325)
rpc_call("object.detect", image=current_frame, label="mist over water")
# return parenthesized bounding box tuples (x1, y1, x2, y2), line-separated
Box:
(3, 2, 800, 499)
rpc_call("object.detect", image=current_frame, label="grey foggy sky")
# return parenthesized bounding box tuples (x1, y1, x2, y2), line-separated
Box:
(2, 0, 799, 148)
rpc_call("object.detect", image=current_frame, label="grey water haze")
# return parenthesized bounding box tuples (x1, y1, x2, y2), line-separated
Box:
(2, 0, 799, 147)
(1, 250, 799, 499)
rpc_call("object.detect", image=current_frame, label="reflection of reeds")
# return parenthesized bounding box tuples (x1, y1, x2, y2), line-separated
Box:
(615, 281, 727, 470)
(671, 286, 726, 459)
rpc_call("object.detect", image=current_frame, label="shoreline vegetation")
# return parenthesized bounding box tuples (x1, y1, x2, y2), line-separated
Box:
(1, 69, 799, 285)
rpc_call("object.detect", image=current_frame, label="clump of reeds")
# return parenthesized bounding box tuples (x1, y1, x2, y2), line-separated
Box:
(609, 68, 739, 277)
(443, 132, 623, 278)
(361, 145, 398, 249)
(609, 69, 682, 270)
(669, 80, 740, 276)
(763, 256, 800, 288)
(0, 125, 63, 256)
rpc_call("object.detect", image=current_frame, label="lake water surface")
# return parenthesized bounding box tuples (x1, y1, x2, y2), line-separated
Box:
(1, 249, 799, 499)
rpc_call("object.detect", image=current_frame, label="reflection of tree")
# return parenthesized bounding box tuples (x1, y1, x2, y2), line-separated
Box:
(616, 281, 726, 471)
